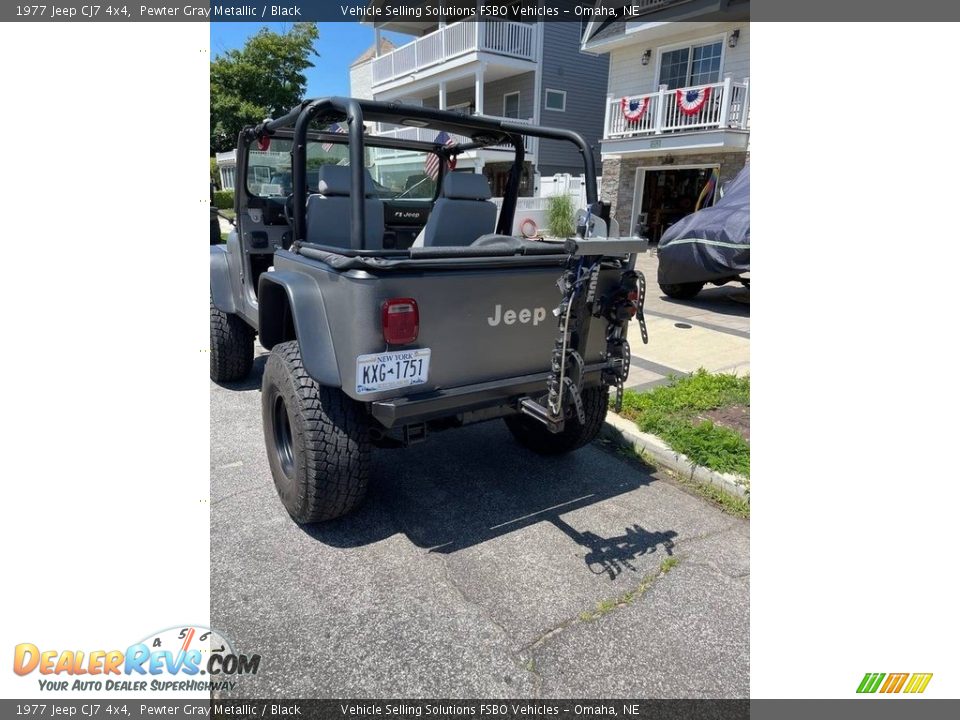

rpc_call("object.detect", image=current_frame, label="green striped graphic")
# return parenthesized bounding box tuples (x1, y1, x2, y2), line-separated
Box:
(856, 672, 886, 693)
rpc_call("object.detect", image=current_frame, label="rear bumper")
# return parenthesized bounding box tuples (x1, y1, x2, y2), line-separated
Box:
(369, 364, 606, 428)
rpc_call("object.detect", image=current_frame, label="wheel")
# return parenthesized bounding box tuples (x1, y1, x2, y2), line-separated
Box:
(261, 340, 371, 523)
(504, 386, 609, 456)
(210, 298, 254, 382)
(659, 281, 704, 299)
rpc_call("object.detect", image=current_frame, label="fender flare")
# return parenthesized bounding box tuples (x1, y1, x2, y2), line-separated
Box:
(258, 270, 341, 387)
(209, 245, 236, 314)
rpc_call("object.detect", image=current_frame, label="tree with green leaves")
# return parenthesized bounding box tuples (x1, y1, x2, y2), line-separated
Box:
(210, 23, 319, 154)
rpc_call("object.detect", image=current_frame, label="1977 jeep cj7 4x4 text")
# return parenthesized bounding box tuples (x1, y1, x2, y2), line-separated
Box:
(210, 98, 648, 523)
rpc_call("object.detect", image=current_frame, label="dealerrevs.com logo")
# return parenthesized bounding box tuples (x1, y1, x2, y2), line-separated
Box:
(13, 626, 260, 693)
(857, 672, 933, 694)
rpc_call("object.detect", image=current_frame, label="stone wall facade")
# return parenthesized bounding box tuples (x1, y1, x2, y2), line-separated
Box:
(600, 151, 749, 233)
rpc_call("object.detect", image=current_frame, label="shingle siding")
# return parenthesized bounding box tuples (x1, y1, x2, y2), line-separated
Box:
(349, 62, 373, 101)
(607, 22, 749, 99)
(537, 22, 610, 176)
(421, 72, 536, 119)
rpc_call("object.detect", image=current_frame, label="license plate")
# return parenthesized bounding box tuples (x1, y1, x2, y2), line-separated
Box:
(355, 348, 431, 394)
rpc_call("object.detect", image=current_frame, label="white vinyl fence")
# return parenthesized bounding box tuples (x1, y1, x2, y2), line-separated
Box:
(492, 174, 598, 236)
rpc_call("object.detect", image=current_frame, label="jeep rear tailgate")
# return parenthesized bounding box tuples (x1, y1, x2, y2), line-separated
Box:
(272, 251, 625, 403)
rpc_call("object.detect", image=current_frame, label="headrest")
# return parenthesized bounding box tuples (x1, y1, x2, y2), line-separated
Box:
(441, 172, 492, 201)
(316, 165, 377, 197)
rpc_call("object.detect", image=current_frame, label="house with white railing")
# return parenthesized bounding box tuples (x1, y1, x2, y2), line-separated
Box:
(349, 14, 610, 197)
(582, 4, 750, 241)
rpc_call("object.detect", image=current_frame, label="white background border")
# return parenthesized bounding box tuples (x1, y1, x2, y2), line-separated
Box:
(0, 22, 210, 698)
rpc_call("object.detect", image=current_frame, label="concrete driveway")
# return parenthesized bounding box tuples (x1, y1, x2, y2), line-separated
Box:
(210, 351, 749, 698)
(625, 250, 749, 391)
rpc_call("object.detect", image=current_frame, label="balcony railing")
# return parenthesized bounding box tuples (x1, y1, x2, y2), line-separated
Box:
(215, 149, 237, 165)
(371, 22, 537, 86)
(604, 78, 750, 140)
(374, 116, 536, 155)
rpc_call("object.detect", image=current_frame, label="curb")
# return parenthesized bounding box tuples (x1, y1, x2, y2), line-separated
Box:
(602, 412, 750, 499)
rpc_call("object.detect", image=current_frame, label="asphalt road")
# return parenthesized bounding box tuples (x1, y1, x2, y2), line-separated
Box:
(211, 350, 749, 698)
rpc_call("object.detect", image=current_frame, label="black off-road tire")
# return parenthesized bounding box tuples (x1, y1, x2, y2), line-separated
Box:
(659, 281, 704, 300)
(210, 298, 254, 382)
(504, 386, 609, 456)
(262, 340, 371, 523)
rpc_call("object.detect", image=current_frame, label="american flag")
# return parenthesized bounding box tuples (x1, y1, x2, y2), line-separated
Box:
(424, 131, 457, 180)
(321, 123, 344, 152)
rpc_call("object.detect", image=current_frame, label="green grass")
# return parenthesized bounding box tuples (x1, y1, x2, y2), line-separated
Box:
(685, 477, 750, 518)
(579, 557, 680, 622)
(617, 370, 750, 478)
(615, 441, 750, 518)
(545, 194, 576, 238)
(660, 556, 680, 573)
(219, 232, 229, 244)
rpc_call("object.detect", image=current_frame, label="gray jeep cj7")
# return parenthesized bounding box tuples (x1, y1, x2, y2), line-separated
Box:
(210, 98, 648, 523)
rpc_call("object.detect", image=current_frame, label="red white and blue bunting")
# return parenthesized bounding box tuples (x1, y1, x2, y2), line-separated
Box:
(676, 86, 711, 116)
(620, 96, 650, 122)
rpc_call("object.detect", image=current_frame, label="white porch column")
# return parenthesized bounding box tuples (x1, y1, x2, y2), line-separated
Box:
(602, 94, 612, 142)
(474, 63, 485, 115)
(741, 77, 750, 130)
(655, 84, 668, 135)
(438, 80, 447, 111)
(718, 75, 732, 127)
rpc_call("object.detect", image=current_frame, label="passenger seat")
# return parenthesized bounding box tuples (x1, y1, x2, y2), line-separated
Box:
(419, 173, 497, 247)
(304, 166, 385, 249)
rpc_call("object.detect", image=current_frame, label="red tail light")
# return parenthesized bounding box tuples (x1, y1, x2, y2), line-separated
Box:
(381, 298, 419, 345)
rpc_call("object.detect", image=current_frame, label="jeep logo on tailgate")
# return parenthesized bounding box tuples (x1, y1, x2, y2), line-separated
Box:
(487, 304, 547, 327)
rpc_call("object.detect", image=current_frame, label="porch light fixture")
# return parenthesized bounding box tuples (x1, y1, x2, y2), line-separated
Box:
(641, 49, 651, 65)
(728, 29, 740, 48)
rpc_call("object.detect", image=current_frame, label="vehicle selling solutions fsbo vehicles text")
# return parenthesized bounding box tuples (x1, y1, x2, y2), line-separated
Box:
(340, 3, 540, 20)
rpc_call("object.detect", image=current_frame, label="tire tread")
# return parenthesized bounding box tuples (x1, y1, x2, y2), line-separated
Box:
(264, 341, 370, 523)
(210, 298, 254, 382)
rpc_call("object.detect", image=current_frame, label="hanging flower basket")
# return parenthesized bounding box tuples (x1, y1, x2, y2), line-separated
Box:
(620, 96, 650, 122)
(676, 86, 712, 116)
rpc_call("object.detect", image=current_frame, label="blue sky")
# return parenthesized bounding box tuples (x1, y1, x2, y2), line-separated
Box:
(210, 22, 407, 97)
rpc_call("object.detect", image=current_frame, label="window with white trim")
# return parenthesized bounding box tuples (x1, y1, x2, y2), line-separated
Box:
(544, 88, 566, 112)
(448, 101, 473, 115)
(658, 40, 723, 90)
(502, 91, 520, 119)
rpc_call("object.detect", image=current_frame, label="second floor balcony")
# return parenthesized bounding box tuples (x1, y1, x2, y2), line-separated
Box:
(371, 22, 538, 88)
(604, 77, 750, 145)
(373, 115, 537, 157)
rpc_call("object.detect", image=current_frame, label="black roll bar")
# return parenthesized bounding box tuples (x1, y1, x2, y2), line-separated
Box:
(253, 97, 599, 250)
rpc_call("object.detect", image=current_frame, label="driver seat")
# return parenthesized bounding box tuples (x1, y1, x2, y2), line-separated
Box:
(304, 166, 384, 249)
